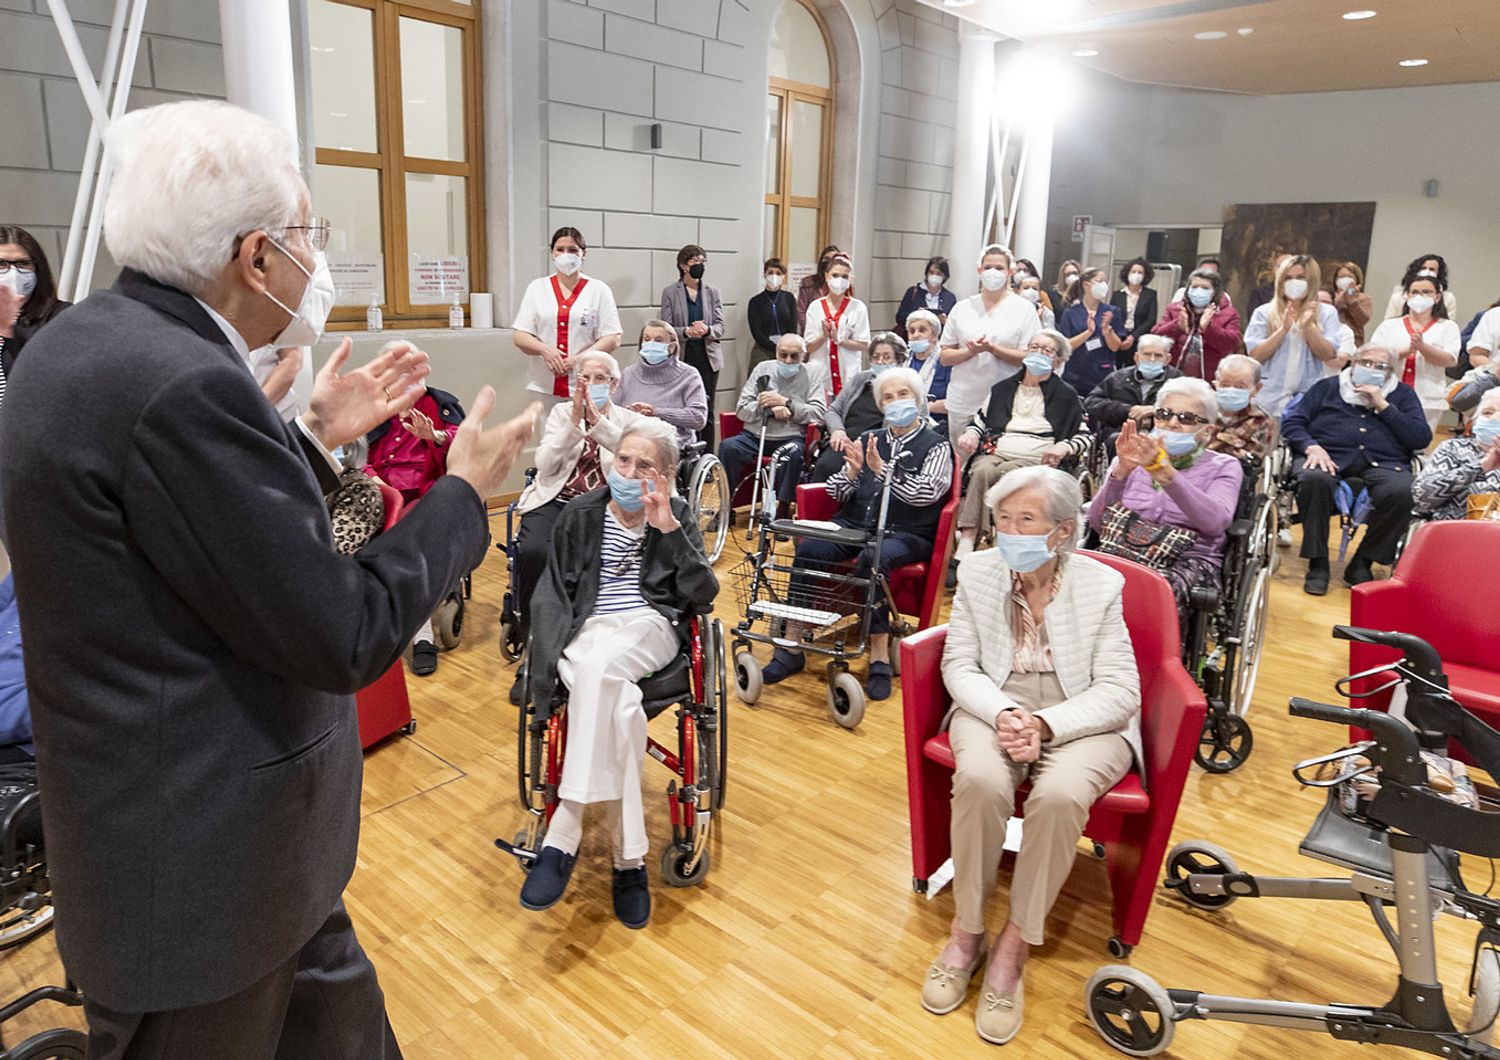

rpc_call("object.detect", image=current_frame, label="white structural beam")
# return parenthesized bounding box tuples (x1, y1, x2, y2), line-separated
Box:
(218, 0, 299, 137)
(948, 25, 998, 294)
(1010, 112, 1054, 269)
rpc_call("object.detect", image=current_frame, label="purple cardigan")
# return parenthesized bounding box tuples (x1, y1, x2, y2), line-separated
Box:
(615, 357, 709, 446)
(1089, 449, 1244, 565)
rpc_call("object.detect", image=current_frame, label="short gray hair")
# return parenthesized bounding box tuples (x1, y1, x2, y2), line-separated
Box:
(619, 418, 680, 476)
(105, 101, 305, 297)
(1478, 387, 1500, 414)
(1215, 353, 1262, 385)
(905, 308, 941, 334)
(868, 331, 909, 365)
(1030, 328, 1071, 363)
(872, 366, 926, 414)
(1355, 342, 1397, 367)
(1157, 376, 1219, 423)
(638, 319, 679, 355)
(575, 350, 621, 381)
(1136, 334, 1172, 356)
(777, 333, 808, 358)
(985, 466, 1083, 554)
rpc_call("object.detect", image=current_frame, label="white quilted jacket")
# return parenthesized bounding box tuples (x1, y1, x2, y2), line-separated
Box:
(940, 549, 1143, 773)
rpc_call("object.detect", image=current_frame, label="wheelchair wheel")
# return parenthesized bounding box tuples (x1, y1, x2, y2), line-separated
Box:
(703, 623, 728, 810)
(1194, 712, 1252, 773)
(7, 1028, 88, 1060)
(499, 617, 525, 664)
(434, 592, 464, 651)
(0, 901, 53, 949)
(687, 455, 731, 565)
(826, 667, 865, 729)
(1228, 563, 1271, 720)
(734, 650, 762, 705)
(1162, 840, 1240, 910)
(1085, 965, 1176, 1057)
(888, 634, 902, 677)
(661, 844, 710, 888)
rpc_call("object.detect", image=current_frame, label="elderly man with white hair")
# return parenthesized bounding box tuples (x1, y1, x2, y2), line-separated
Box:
(718, 332, 826, 508)
(1414, 387, 1500, 520)
(925, 465, 1139, 1044)
(0, 100, 538, 1057)
(762, 366, 952, 701)
(1081, 332, 1182, 438)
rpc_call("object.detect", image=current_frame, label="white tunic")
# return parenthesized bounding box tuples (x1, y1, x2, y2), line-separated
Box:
(511, 272, 623, 395)
(801, 295, 870, 400)
(938, 292, 1042, 422)
(1368, 315, 1462, 416)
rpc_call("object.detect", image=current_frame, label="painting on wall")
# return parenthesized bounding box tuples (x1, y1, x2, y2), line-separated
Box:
(1219, 201, 1378, 313)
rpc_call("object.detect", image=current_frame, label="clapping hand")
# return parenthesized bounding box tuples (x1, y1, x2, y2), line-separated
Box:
(1480, 434, 1500, 473)
(640, 472, 679, 532)
(1114, 419, 1161, 473)
(401, 407, 441, 444)
(0, 284, 22, 332)
(1199, 305, 1215, 330)
(865, 434, 886, 478)
(1176, 304, 1191, 332)
(997, 709, 1043, 764)
(842, 436, 865, 479)
(305, 338, 430, 449)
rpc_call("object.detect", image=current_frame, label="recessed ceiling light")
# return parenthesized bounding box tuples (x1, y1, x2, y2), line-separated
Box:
(1236, 27, 1254, 36)
(1194, 30, 1228, 40)
(1399, 57, 1429, 67)
(1342, 9, 1378, 20)
(1072, 48, 1099, 57)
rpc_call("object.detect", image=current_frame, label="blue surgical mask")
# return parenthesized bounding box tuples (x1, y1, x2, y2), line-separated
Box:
(639, 341, 670, 365)
(908, 338, 931, 356)
(870, 362, 893, 375)
(1352, 365, 1387, 388)
(1023, 352, 1055, 377)
(1473, 417, 1500, 447)
(1187, 287, 1213, 309)
(1137, 361, 1166, 380)
(884, 398, 918, 427)
(606, 468, 646, 511)
(1155, 429, 1201, 457)
(1216, 386, 1250, 413)
(994, 531, 1055, 574)
(775, 360, 801, 380)
(588, 382, 612, 409)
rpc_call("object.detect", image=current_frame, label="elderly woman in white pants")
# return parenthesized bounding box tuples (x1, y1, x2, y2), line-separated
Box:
(923, 466, 1141, 1046)
(519, 420, 718, 929)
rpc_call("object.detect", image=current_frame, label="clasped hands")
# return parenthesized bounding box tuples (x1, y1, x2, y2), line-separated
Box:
(996, 707, 1050, 764)
(842, 434, 886, 479)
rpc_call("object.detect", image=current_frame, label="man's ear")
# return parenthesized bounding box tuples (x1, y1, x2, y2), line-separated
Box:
(234, 232, 272, 294)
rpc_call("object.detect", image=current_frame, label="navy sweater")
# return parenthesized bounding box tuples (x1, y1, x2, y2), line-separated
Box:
(1280, 376, 1431, 473)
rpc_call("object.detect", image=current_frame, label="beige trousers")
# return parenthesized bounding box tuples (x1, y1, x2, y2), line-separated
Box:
(948, 670, 1133, 945)
(957, 453, 1040, 534)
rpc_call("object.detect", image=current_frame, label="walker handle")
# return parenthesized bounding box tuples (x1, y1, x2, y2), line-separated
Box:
(1289, 697, 1424, 786)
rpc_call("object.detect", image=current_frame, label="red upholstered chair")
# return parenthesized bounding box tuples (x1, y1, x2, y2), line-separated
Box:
(793, 456, 962, 633)
(900, 551, 1207, 955)
(355, 479, 416, 749)
(719, 412, 822, 509)
(1348, 521, 1500, 742)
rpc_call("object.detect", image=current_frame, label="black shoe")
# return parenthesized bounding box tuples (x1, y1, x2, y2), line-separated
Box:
(612, 866, 651, 929)
(762, 647, 806, 685)
(509, 665, 527, 706)
(520, 846, 577, 911)
(1303, 558, 1330, 596)
(411, 640, 438, 676)
(945, 556, 958, 590)
(867, 661, 893, 701)
(1343, 555, 1375, 587)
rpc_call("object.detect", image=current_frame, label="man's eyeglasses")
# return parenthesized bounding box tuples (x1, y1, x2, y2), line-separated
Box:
(1352, 359, 1391, 374)
(1155, 408, 1212, 427)
(0, 259, 36, 276)
(283, 217, 332, 252)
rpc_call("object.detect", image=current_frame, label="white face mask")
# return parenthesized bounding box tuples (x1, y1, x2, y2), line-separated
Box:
(826, 275, 850, 295)
(926, 273, 944, 289)
(1128, 271, 1145, 286)
(1417, 269, 1438, 279)
(553, 251, 582, 276)
(765, 273, 783, 290)
(0, 270, 37, 301)
(1090, 281, 1110, 301)
(980, 268, 1008, 292)
(1335, 275, 1355, 291)
(1407, 294, 1436, 315)
(1020, 287, 1041, 304)
(1063, 273, 1079, 287)
(1282, 278, 1308, 301)
(265, 239, 335, 348)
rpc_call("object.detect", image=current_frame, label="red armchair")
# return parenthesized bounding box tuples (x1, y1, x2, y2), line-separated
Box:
(793, 457, 961, 633)
(355, 480, 416, 749)
(719, 412, 821, 508)
(900, 551, 1207, 954)
(1349, 521, 1500, 739)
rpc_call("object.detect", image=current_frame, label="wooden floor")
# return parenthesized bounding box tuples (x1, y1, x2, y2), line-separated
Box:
(1, 522, 1480, 1057)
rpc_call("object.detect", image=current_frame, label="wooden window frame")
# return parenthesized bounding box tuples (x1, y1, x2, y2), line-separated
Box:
(314, 0, 486, 330)
(764, 0, 834, 265)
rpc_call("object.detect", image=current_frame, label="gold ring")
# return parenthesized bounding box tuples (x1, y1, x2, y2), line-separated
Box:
(383, 387, 393, 401)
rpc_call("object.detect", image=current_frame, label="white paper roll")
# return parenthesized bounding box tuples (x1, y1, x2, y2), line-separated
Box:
(470, 292, 494, 330)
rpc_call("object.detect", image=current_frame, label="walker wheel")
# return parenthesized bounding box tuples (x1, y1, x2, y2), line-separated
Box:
(1085, 964, 1176, 1056)
(734, 651, 763, 705)
(1162, 840, 1240, 910)
(0, 901, 53, 950)
(827, 668, 866, 729)
(889, 634, 903, 677)
(402, 719, 417, 736)
(499, 618, 524, 663)
(661, 845, 710, 888)
(6, 1027, 87, 1059)
(1107, 937, 1132, 959)
(1194, 713, 1252, 773)
(434, 593, 463, 650)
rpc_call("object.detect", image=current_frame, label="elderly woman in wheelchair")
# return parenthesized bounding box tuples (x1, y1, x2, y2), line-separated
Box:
(926, 466, 1140, 1045)
(517, 420, 718, 927)
(951, 328, 1091, 563)
(1088, 378, 1243, 618)
(1413, 386, 1500, 521)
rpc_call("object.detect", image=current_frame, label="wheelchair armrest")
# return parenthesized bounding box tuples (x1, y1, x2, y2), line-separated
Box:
(682, 440, 709, 460)
(1225, 517, 1252, 539)
(1188, 584, 1220, 612)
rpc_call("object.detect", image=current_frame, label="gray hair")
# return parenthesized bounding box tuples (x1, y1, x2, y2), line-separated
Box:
(105, 101, 305, 297)
(1215, 352, 1262, 385)
(868, 331, 909, 365)
(872, 366, 927, 415)
(575, 349, 622, 381)
(1030, 328, 1071, 363)
(1355, 342, 1397, 367)
(1136, 334, 1173, 356)
(978, 242, 1014, 268)
(1478, 387, 1500, 414)
(777, 333, 809, 358)
(619, 418, 680, 476)
(1157, 376, 1219, 423)
(638, 318, 679, 355)
(905, 308, 941, 334)
(985, 466, 1083, 555)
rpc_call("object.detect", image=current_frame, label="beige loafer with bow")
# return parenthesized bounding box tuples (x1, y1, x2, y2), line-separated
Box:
(975, 978, 1024, 1045)
(920, 942, 988, 1015)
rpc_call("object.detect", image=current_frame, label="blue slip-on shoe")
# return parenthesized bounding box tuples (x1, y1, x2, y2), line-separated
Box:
(519, 846, 577, 911)
(612, 866, 651, 929)
(762, 647, 806, 685)
(867, 661, 893, 701)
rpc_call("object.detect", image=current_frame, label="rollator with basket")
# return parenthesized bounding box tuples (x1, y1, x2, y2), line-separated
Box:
(1086, 624, 1500, 1057)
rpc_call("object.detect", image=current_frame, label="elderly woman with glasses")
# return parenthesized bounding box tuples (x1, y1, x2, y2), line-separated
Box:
(1281, 343, 1431, 594)
(1088, 378, 1244, 612)
(925, 466, 1139, 1045)
(1413, 387, 1500, 521)
(952, 329, 1090, 563)
(520, 420, 718, 929)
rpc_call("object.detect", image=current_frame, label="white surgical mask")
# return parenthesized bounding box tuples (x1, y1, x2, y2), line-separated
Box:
(1063, 273, 1079, 287)
(1407, 294, 1436, 315)
(765, 273, 783, 290)
(0, 270, 37, 301)
(826, 276, 850, 295)
(1282, 278, 1308, 300)
(926, 273, 944, 290)
(553, 252, 582, 276)
(265, 239, 335, 348)
(1013, 271, 1031, 283)
(1335, 275, 1355, 291)
(1090, 281, 1110, 301)
(1020, 287, 1041, 304)
(980, 268, 1008, 292)
(1128, 271, 1145, 286)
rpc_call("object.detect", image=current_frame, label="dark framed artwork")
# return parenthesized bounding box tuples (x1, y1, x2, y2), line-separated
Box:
(1219, 201, 1378, 311)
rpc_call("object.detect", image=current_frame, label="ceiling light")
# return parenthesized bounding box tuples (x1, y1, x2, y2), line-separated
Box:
(1342, 9, 1378, 19)
(1236, 27, 1254, 36)
(1194, 30, 1228, 40)
(942, 0, 976, 7)
(1072, 48, 1099, 57)
(1399, 57, 1429, 67)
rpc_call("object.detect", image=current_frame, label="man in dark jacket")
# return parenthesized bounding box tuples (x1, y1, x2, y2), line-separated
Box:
(0, 100, 538, 1058)
(1083, 333, 1182, 439)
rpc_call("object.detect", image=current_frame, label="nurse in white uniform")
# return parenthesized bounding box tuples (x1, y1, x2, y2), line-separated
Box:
(512, 226, 623, 401)
(1368, 274, 1461, 432)
(802, 253, 870, 402)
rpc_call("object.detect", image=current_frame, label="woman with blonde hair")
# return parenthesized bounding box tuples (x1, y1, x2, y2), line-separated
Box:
(1243, 254, 1341, 415)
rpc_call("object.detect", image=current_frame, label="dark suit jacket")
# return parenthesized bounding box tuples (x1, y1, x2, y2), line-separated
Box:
(2, 300, 71, 378)
(747, 289, 797, 355)
(0, 269, 489, 1012)
(1110, 286, 1158, 365)
(660, 279, 725, 371)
